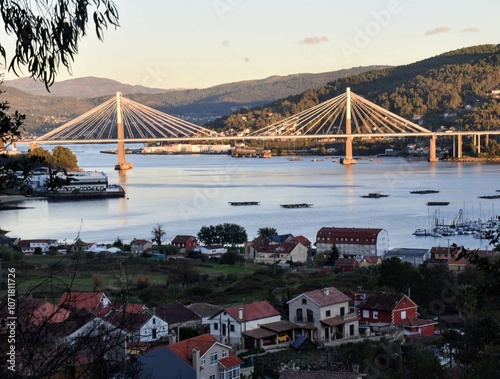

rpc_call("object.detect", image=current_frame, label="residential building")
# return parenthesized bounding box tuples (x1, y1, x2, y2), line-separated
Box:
(385, 248, 431, 266)
(334, 258, 360, 272)
(155, 303, 201, 341)
(355, 290, 437, 337)
(105, 309, 169, 343)
(187, 303, 224, 329)
(57, 291, 112, 316)
(316, 227, 389, 257)
(356, 290, 417, 327)
(287, 287, 359, 343)
(15, 239, 58, 254)
(246, 235, 310, 264)
(166, 333, 253, 379)
(209, 300, 281, 347)
(171, 235, 198, 252)
(359, 255, 382, 267)
(130, 239, 153, 257)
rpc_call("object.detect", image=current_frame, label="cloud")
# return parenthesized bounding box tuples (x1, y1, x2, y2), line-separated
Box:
(425, 27, 451, 36)
(298, 36, 329, 45)
(461, 27, 479, 33)
(222, 40, 230, 48)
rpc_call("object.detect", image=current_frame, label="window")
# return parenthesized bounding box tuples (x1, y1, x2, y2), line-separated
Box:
(222, 350, 228, 358)
(210, 375, 216, 379)
(373, 311, 379, 319)
(210, 352, 218, 366)
(230, 324, 235, 332)
(401, 310, 407, 319)
(152, 328, 157, 339)
(325, 310, 331, 317)
(302, 298, 307, 304)
(213, 323, 218, 330)
(201, 357, 206, 366)
(362, 310, 369, 318)
(152, 318, 156, 324)
(296, 309, 303, 322)
(340, 307, 345, 316)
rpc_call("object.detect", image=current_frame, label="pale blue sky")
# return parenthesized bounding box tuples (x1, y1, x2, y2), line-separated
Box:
(2, 0, 499, 89)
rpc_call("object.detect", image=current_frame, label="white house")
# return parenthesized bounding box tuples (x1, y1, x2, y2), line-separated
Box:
(106, 310, 170, 343)
(209, 300, 281, 347)
(287, 287, 359, 343)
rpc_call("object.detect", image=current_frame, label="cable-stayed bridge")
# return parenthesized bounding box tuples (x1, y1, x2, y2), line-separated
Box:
(32, 89, 498, 169)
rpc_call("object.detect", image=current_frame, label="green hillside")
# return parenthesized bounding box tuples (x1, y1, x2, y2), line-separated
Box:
(0, 66, 385, 135)
(207, 44, 500, 133)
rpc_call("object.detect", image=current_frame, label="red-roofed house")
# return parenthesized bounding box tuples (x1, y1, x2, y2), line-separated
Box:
(15, 239, 58, 254)
(130, 239, 153, 257)
(58, 292, 111, 316)
(287, 287, 359, 343)
(167, 333, 252, 379)
(359, 255, 382, 267)
(0, 297, 70, 331)
(355, 290, 439, 337)
(334, 258, 360, 272)
(316, 227, 389, 257)
(171, 235, 198, 252)
(247, 235, 309, 264)
(209, 300, 281, 346)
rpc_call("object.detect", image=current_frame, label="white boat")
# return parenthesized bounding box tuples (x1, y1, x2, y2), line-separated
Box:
(413, 228, 428, 236)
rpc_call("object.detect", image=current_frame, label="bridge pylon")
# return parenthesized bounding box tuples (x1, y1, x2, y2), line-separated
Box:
(340, 87, 356, 165)
(114, 92, 133, 171)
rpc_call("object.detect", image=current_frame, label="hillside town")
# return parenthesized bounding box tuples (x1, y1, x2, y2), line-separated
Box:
(1, 223, 498, 378)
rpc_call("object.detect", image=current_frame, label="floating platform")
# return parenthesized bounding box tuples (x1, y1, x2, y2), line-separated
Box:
(427, 202, 450, 206)
(478, 195, 500, 199)
(410, 190, 440, 194)
(280, 203, 313, 208)
(229, 201, 260, 206)
(361, 193, 389, 198)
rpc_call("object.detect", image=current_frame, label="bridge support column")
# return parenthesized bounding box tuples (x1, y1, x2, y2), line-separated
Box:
(114, 92, 133, 170)
(340, 87, 356, 165)
(428, 134, 438, 163)
(476, 134, 481, 154)
(457, 135, 462, 158)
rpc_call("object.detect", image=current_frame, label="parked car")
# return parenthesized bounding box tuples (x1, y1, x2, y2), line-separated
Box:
(278, 333, 290, 343)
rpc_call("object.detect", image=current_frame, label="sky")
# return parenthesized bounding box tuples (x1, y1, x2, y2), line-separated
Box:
(1, 0, 499, 89)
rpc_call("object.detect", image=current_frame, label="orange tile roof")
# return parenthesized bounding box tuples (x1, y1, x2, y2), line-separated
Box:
(167, 333, 218, 365)
(57, 292, 109, 313)
(219, 354, 242, 368)
(224, 301, 280, 322)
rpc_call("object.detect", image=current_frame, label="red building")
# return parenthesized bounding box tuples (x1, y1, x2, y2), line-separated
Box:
(356, 291, 418, 325)
(333, 258, 359, 272)
(355, 290, 436, 337)
(171, 235, 198, 251)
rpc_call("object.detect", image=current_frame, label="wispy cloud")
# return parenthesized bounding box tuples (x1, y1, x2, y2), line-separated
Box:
(425, 27, 451, 36)
(298, 36, 329, 45)
(461, 27, 479, 33)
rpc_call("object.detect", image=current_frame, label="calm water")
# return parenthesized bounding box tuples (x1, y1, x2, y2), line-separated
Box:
(3, 144, 499, 251)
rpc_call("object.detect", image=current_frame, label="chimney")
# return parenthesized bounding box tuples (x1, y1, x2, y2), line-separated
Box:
(192, 349, 200, 375)
(238, 307, 243, 320)
(323, 288, 330, 296)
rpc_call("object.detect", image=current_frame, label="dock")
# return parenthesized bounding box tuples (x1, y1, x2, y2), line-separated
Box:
(228, 201, 260, 206)
(280, 203, 313, 208)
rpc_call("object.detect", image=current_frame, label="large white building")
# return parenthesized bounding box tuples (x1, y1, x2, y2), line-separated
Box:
(316, 227, 389, 258)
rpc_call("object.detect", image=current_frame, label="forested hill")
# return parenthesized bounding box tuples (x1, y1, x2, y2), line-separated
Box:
(207, 44, 500, 133)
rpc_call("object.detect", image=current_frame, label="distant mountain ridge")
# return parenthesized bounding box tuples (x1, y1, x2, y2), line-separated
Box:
(3, 76, 173, 98)
(0, 66, 388, 132)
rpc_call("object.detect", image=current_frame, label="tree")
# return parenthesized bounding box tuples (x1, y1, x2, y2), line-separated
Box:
(151, 224, 166, 248)
(325, 244, 340, 267)
(0, 0, 120, 90)
(51, 146, 79, 170)
(257, 227, 278, 239)
(0, 0, 119, 194)
(197, 223, 247, 247)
